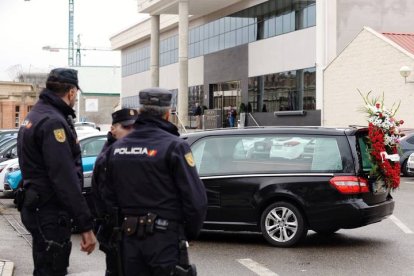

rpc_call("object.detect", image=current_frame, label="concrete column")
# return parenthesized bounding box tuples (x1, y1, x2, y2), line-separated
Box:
(296, 69, 304, 110)
(316, 0, 326, 125)
(150, 15, 160, 87)
(178, 0, 189, 127)
(316, 0, 337, 125)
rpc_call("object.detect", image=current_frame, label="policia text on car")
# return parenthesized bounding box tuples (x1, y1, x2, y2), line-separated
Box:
(97, 87, 208, 276)
(16, 68, 97, 275)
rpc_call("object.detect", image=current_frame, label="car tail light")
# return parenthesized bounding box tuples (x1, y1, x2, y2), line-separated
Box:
(330, 176, 369, 194)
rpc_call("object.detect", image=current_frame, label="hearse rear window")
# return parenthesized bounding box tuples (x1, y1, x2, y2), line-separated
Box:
(191, 134, 352, 176)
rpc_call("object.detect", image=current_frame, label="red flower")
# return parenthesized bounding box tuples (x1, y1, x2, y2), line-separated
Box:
(367, 125, 401, 189)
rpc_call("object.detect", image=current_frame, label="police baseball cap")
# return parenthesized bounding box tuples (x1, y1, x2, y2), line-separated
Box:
(112, 108, 138, 126)
(139, 88, 172, 107)
(47, 68, 80, 90)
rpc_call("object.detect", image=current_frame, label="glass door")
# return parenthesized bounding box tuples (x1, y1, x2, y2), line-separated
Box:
(211, 81, 241, 127)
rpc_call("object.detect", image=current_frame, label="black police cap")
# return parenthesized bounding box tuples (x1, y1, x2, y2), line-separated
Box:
(112, 108, 138, 126)
(139, 88, 172, 107)
(47, 68, 80, 89)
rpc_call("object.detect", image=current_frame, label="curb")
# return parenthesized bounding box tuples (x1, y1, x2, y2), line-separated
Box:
(0, 260, 14, 276)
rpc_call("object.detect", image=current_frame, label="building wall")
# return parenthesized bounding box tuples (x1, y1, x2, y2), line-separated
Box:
(78, 94, 120, 125)
(336, 0, 414, 53)
(204, 44, 249, 104)
(121, 56, 204, 97)
(324, 28, 414, 128)
(123, 71, 151, 98)
(71, 67, 122, 126)
(249, 27, 316, 78)
(75, 66, 121, 95)
(0, 82, 37, 129)
(160, 56, 204, 89)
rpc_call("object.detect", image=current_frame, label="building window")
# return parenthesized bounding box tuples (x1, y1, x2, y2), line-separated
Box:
(160, 35, 178, 67)
(188, 85, 205, 115)
(27, 105, 33, 112)
(248, 67, 316, 113)
(15, 105, 20, 127)
(121, 95, 140, 109)
(122, 0, 317, 75)
(121, 44, 150, 77)
(185, 0, 316, 59)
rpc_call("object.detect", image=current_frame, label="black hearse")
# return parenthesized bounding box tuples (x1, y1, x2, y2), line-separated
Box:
(182, 126, 394, 247)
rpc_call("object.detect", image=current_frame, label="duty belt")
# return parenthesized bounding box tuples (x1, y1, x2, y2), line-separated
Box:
(122, 212, 181, 239)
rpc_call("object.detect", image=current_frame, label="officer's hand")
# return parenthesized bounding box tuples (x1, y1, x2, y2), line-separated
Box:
(80, 230, 97, 255)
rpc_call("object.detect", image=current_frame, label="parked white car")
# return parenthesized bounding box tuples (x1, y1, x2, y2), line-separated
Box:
(0, 158, 19, 192)
(75, 125, 100, 138)
(406, 152, 414, 176)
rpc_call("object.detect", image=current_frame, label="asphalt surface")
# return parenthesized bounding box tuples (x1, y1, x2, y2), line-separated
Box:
(1, 177, 414, 275)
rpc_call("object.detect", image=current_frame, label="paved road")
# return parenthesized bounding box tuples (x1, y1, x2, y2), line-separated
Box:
(2, 177, 414, 275)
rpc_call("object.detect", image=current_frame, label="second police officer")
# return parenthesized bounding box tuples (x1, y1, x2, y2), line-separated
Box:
(101, 88, 207, 275)
(91, 108, 138, 276)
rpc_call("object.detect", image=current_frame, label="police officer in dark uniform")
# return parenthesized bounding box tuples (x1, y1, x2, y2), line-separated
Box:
(91, 108, 138, 276)
(101, 88, 207, 276)
(16, 68, 97, 276)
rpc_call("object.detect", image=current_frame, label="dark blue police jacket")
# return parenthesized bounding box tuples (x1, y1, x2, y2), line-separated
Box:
(91, 131, 116, 218)
(17, 89, 93, 232)
(102, 115, 207, 239)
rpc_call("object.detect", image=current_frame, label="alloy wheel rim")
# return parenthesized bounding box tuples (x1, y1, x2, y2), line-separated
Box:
(265, 206, 298, 243)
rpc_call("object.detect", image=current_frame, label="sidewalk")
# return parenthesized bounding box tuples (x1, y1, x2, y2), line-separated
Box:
(0, 260, 14, 276)
(1, 197, 106, 275)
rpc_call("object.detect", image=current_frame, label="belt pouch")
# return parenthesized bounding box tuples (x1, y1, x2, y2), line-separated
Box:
(154, 219, 169, 232)
(123, 217, 138, 236)
(137, 216, 147, 238)
(145, 213, 157, 235)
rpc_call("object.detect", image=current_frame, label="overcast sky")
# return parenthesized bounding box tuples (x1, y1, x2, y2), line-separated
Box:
(0, 0, 148, 81)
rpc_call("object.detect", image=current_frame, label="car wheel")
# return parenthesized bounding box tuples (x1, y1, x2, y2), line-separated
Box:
(402, 160, 414, 177)
(260, 201, 307, 247)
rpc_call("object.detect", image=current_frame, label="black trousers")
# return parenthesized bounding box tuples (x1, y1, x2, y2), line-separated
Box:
(122, 230, 180, 276)
(21, 205, 72, 276)
(98, 241, 121, 276)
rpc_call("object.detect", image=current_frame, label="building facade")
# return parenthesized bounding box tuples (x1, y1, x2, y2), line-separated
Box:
(0, 82, 38, 129)
(0, 67, 121, 130)
(324, 27, 414, 128)
(73, 66, 121, 127)
(111, 0, 414, 127)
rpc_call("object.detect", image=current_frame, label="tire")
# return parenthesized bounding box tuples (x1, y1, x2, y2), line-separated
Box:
(260, 201, 307, 247)
(402, 160, 414, 177)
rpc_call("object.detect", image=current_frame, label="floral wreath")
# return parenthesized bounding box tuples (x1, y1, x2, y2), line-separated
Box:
(359, 91, 403, 190)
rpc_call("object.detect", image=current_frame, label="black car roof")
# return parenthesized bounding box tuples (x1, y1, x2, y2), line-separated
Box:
(181, 126, 367, 138)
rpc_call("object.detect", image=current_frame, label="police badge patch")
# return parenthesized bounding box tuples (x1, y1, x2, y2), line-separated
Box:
(185, 152, 195, 167)
(53, 128, 66, 143)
